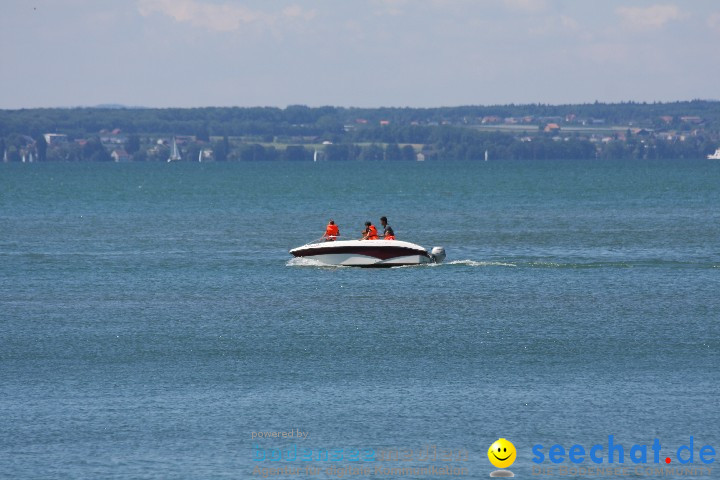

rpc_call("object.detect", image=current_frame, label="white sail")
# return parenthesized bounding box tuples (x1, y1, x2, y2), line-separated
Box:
(168, 137, 182, 162)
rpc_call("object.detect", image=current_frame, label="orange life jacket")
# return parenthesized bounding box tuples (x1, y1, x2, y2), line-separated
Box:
(384, 235, 395, 240)
(325, 224, 339, 239)
(367, 225, 378, 240)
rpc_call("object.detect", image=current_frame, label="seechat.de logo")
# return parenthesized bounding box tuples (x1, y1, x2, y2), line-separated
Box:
(488, 438, 516, 477)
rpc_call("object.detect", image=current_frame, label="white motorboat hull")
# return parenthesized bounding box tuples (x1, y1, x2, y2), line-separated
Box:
(289, 239, 442, 267)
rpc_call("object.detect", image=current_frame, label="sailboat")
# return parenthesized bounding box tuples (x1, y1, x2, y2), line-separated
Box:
(484, 150, 489, 162)
(313, 149, 319, 162)
(198, 149, 203, 162)
(167, 137, 182, 162)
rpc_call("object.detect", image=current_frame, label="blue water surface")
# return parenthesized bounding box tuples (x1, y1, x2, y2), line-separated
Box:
(1, 159, 719, 479)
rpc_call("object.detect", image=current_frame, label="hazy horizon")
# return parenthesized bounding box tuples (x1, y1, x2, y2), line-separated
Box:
(5, 98, 720, 111)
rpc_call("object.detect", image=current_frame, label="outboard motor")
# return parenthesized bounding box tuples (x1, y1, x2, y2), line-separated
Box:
(430, 246, 446, 264)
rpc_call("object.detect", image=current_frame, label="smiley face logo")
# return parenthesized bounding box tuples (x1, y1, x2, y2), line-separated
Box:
(488, 438, 516, 469)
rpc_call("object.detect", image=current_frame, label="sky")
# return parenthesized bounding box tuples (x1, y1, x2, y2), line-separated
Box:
(2, 0, 720, 109)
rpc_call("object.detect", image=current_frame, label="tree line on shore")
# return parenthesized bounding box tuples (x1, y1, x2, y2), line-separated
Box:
(1, 101, 718, 161)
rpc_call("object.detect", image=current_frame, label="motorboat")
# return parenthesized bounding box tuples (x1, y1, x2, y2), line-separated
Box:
(289, 238, 446, 267)
(707, 148, 720, 160)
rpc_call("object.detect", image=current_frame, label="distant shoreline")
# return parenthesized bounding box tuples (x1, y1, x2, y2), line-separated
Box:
(2, 101, 718, 162)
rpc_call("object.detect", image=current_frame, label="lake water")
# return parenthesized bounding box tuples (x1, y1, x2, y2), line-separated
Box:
(1, 159, 719, 479)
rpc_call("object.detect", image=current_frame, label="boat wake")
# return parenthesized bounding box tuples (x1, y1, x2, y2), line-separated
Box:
(446, 259, 636, 268)
(447, 259, 517, 267)
(448, 259, 719, 269)
(286, 257, 348, 268)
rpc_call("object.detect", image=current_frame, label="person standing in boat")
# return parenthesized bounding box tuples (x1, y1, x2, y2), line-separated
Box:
(380, 216, 395, 240)
(361, 221, 379, 240)
(323, 220, 339, 241)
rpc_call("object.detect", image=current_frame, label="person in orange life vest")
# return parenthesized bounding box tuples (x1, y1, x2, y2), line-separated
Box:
(323, 219, 340, 241)
(361, 221, 379, 240)
(380, 216, 395, 240)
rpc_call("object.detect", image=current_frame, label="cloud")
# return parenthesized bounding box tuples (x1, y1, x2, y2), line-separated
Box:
(615, 4, 685, 30)
(708, 12, 720, 33)
(577, 42, 630, 64)
(560, 15, 580, 31)
(528, 14, 582, 36)
(372, 0, 409, 16)
(137, 0, 315, 32)
(502, 0, 548, 13)
(282, 5, 316, 21)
